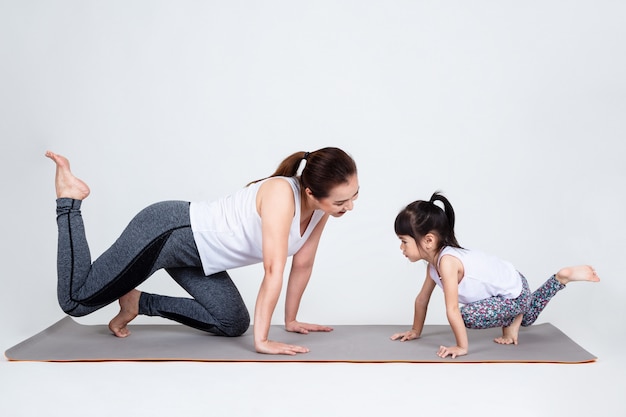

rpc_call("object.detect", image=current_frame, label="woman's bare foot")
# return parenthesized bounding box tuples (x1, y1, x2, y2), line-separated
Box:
(555, 265, 601, 285)
(494, 313, 523, 345)
(108, 289, 141, 338)
(45, 150, 90, 200)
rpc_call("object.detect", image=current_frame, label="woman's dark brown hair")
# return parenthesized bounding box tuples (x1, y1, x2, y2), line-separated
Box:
(250, 147, 357, 198)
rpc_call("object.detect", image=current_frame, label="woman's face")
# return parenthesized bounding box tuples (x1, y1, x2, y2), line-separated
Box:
(313, 174, 359, 217)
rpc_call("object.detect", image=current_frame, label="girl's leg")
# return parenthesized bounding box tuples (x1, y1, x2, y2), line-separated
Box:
(521, 265, 600, 326)
(520, 275, 565, 326)
(460, 275, 531, 329)
(140, 269, 250, 337)
(461, 267, 599, 345)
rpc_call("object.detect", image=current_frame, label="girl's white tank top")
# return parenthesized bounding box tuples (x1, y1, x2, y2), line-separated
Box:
(428, 246, 523, 304)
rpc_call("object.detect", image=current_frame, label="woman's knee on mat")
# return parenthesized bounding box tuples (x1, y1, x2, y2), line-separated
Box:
(216, 308, 251, 337)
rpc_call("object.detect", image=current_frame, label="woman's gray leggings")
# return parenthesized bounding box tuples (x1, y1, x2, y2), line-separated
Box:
(55, 198, 250, 337)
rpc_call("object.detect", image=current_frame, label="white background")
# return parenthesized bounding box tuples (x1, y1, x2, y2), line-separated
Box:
(1, 1, 625, 416)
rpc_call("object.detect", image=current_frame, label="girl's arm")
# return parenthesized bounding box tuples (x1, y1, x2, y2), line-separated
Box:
(283, 214, 332, 333)
(253, 179, 308, 355)
(437, 254, 468, 358)
(390, 271, 436, 341)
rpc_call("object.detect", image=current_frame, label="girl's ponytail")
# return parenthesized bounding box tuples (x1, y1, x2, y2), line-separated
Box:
(429, 192, 457, 241)
(395, 191, 462, 250)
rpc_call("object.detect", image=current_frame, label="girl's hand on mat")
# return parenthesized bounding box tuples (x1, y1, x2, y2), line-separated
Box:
(437, 345, 467, 359)
(255, 339, 310, 355)
(390, 330, 419, 341)
(285, 320, 333, 334)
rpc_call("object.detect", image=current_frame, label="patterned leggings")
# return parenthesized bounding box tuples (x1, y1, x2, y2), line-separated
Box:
(460, 274, 565, 329)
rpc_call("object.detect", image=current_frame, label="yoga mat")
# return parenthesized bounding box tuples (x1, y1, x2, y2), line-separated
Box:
(4, 316, 596, 363)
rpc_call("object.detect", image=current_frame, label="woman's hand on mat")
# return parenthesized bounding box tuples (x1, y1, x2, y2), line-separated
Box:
(390, 329, 419, 341)
(285, 320, 333, 334)
(437, 345, 467, 359)
(255, 339, 310, 355)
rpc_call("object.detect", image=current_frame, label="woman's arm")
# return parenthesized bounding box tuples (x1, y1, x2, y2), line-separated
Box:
(253, 179, 308, 355)
(390, 272, 436, 341)
(284, 213, 332, 333)
(437, 255, 468, 358)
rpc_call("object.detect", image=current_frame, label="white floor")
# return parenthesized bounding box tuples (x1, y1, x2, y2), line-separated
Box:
(1, 329, 623, 417)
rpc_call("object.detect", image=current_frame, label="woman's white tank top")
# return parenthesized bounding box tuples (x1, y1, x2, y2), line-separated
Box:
(190, 176, 325, 276)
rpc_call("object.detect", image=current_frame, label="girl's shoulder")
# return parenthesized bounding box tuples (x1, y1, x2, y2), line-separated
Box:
(438, 247, 466, 266)
(440, 246, 469, 258)
(437, 247, 469, 270)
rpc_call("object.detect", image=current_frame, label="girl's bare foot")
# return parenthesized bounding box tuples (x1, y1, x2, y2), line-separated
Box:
(108, 289, 141, 338)
(494, 313, 523, 345)
(555, 265, 601, 285)
(45, 150, 90, 200)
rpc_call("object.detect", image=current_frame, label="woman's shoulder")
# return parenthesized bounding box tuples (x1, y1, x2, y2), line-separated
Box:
(258, 176, 298, 193)
(256, 177, 299, 212)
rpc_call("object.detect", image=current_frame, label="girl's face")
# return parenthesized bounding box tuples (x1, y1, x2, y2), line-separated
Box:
(398, 234, 421, 262)
(311, 174, 360, 217)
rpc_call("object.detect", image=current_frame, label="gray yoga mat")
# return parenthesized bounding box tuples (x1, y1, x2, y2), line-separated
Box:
(4, 316, 596, 363)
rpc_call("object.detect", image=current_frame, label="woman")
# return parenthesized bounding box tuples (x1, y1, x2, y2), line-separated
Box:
(46, 147, 359, 355)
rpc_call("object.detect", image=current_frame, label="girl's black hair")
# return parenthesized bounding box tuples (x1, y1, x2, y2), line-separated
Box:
(249, 147, 357, 198)
(394, 191, 462, 251)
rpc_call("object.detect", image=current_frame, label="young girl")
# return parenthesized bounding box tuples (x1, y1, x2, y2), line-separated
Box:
(46, 147, 359, 356)
(390, 191, 600, 359)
